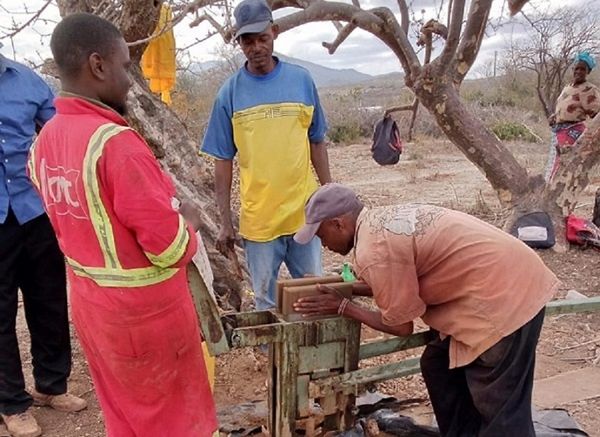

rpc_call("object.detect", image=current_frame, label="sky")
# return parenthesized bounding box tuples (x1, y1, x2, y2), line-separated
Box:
(0, 0, 591, 77)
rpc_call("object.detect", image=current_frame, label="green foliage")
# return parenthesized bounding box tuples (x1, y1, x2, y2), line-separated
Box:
(328, 123, 367, 144)
(491, 121, 540, 143)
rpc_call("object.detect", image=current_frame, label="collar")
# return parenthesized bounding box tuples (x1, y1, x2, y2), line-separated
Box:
(242, 56, 282, 80)
(351, 207, 368, 261)
(0, 54, 18, 76)
(56, 91, 129, 126)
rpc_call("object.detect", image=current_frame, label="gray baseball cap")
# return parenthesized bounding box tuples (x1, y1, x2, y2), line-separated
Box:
(294, 183, 363, 245)
(234, 0, 273, 40)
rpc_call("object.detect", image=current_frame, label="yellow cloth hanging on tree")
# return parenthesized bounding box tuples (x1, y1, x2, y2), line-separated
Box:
(141, 3, 176, 105)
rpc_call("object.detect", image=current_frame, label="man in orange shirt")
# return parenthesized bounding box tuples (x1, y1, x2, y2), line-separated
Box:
(28, 13, 217, 436)
(293, 183, 558, 437)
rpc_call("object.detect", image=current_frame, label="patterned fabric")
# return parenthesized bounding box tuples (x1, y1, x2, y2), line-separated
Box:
(554, 81, 600, 124)
(545, 80, 600, 182)
(544, 121, 586, 181)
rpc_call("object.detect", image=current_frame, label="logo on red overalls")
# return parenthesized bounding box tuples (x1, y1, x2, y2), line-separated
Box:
(39, 158, 88, 219)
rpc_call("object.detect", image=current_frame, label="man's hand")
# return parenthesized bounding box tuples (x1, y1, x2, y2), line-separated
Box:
(179, 201, 202, 232)
(293, 284, 344, 316)
(216, 224, 237, 256)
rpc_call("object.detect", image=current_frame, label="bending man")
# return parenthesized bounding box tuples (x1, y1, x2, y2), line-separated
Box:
(293, 183, 558, 437)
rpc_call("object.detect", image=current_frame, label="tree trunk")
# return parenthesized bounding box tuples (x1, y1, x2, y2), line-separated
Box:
(410, 71, 578, 250)
(127, 69, 244, 309)
(412, 73, 537, 206)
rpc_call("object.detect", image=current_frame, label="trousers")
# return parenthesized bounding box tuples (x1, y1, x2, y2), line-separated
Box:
(0, 209, 70, 415)
(420, 308, 545, 437)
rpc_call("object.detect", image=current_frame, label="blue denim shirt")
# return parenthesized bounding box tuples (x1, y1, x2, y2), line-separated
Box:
(0, 55, 55, 224)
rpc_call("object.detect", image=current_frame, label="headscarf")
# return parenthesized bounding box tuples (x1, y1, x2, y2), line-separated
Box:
(574, 51, 596, 72)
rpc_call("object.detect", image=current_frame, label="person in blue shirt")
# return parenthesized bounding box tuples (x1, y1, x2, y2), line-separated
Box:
(0, 52, 86, 437)
(201, 0, 331, 311)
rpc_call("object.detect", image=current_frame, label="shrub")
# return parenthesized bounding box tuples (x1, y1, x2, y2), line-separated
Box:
(328, 124, 367, 144)
(491, 121, 541, 143)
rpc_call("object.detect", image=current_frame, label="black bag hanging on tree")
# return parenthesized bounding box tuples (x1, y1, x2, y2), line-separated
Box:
(371, 115, 403, 166)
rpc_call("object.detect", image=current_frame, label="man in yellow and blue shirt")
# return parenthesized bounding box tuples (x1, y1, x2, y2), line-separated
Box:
(201, 0, 331, 310)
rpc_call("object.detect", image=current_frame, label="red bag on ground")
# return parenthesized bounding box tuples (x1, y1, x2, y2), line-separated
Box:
(566, 214, 600, 249)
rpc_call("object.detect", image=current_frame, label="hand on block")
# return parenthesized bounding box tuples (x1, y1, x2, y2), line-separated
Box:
(282, 282, 353, 321)
(276, 275, 342, 315)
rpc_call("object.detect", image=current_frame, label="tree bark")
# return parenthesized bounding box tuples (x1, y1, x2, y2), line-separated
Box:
(127, 69, 244, 309)
(412, 74, 534, 206)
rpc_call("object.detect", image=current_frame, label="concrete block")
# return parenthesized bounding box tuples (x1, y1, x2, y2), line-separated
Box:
(279, 282, 353, 322)
(276, 275, 343, 314)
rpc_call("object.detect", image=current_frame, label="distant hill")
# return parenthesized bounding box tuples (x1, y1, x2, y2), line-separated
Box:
(186, 53, 374, 88)
(276, 53, 373, 88)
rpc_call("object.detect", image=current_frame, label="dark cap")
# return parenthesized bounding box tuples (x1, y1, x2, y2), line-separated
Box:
(294, 183, 363, 245)
(234, 0, 273, 40)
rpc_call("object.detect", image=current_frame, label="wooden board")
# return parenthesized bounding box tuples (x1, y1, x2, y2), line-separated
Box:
(533, 366, 600, 409)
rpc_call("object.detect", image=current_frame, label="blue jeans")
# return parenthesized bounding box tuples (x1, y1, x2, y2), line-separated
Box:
(244, 236, 322, 310)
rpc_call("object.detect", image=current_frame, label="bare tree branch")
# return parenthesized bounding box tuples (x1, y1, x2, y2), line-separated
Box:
(385, 103, 414, 115)
(57, 0, 92, 17)
(509, 0, 529, 16)
(397, 0, 409, 35)
(370, 7, 420, 76)
(1, 0, 53, 39)
(322, 23, 356, 55)
(505, 5, 600, 116)
(273, 1, 418, 75)
(437, 0, 464, 68)
(452, 0, 493, 84)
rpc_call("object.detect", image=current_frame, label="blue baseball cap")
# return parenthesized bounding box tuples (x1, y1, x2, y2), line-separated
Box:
(234, 0, 273, 40)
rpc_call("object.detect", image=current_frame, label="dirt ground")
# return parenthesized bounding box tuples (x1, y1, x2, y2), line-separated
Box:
(6, 139, 600, 436)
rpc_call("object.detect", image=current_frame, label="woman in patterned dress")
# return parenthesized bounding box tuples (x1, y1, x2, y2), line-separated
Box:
(546, 52, 600, 181)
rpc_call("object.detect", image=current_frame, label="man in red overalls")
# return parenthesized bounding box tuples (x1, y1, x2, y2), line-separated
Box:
(28, 13, 217, 436)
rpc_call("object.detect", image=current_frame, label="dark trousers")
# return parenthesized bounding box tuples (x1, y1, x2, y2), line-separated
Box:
(0, 209, 70, 415)
(420, 309, 545, 437)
